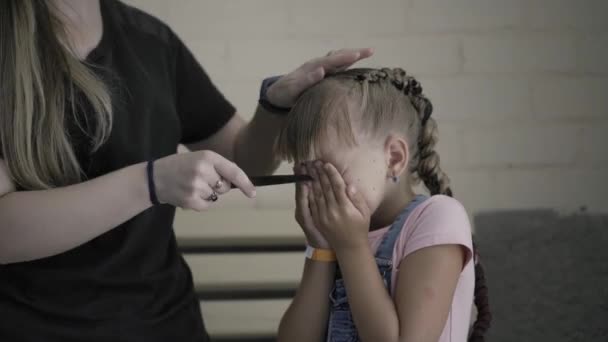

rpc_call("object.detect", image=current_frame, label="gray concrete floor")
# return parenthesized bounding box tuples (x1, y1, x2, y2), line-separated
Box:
(475, 210, 608, 342)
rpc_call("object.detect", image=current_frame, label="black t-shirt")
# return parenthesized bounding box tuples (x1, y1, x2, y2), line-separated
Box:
(0, 1, 235, 341)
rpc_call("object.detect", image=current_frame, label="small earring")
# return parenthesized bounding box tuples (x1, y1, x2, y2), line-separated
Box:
(390, 174, 399, 183)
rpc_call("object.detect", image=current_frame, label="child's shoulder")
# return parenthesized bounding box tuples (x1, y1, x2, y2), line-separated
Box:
(418, 194, 468, 217)
(404, 194, 472, 237)
(395, 194, 473, 262)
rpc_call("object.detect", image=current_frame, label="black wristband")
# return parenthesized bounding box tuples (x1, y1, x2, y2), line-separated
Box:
(259, 98, 292, 115)
(259, 75, 291, 115)
(147, 160, 160, 206)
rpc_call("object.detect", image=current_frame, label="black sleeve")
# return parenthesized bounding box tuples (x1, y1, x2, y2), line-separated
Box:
(172, 36, 236, 144)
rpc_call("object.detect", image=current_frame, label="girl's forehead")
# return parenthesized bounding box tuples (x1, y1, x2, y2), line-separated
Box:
(295, 140, 343, 163)
(307, 141, 354, 172)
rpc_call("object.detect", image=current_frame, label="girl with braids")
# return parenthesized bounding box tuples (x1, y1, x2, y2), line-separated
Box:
(277, 68, 490, 342)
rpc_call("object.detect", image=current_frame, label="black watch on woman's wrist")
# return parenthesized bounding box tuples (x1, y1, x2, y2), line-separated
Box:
(258, 75, 291, 115)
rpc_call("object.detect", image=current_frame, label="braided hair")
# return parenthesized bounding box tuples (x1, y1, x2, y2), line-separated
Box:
(353, 68, 492, 341)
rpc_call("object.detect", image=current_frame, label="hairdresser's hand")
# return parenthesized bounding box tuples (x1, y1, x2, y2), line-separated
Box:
(153, 150, 256, 211)
(266, 48, 374, 108)
(294, 164, 331, 249)
(306, 161, 371, 252)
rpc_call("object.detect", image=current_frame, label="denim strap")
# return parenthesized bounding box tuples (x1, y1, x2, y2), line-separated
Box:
(374, 195, 429, 261)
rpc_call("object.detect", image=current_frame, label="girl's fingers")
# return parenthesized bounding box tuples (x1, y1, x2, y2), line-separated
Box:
(306, 162, 320, 194)
(307, 162, 327, 221)
(308, 187, 321, 228)
(300, 180, 310, 207)
(294, 164, 305, 201)
(298, 166, 312, 214)
(323, 163, 349, 205)
(298, 183, 316, 228)
(347, 184, 370, 217)
(316, 162, 337, 208)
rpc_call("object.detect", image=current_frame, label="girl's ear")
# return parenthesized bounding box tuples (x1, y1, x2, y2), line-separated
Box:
(384, 135, 409, 180)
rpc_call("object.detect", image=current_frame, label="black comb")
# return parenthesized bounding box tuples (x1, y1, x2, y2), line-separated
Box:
(230, 174, 313, 189)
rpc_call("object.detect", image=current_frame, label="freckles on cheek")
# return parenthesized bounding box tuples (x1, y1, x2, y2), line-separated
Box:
(358, 184, 380, 208)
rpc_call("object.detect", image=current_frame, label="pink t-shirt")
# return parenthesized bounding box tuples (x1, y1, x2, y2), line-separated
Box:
(368, 195, 474, 341)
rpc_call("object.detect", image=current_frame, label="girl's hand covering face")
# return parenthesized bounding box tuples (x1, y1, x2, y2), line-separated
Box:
(306, 161, 371, 252)
(293, 163, 330, 249)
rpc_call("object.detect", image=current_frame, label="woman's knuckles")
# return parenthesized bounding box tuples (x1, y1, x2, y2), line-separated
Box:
(198, 150, 215, 160)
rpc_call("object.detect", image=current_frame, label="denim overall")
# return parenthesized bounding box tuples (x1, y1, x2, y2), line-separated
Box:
(326, 195, 428, 342)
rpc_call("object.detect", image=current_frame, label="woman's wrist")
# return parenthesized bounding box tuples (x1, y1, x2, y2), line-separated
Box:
(259, 76, 291, 115)
(127, 162, 155, 211)
(146, 160, 161, 205)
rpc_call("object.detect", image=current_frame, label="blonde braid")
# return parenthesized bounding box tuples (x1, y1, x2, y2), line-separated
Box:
(354, 68, 491, 341)
(416, 117, 453, 196)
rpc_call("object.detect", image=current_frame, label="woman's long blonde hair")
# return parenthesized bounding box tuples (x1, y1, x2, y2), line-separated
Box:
(0, 0, 112, 190)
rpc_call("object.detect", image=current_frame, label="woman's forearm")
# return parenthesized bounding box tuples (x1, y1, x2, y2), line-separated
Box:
(0, 162, 151, 264)
(278, 259, 336, 342)
(337, 245, 401, 342)
(235, 105, 282, 176)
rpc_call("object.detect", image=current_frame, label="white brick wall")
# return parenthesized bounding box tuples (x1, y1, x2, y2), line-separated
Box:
(581, 123, 608, 165)
(462, 33, 578, 74)
(118, 0, 608, 337)
(524, 0, 608, 31)
(532, 77, 608, 120)
(492, 167, 608, 212)
(462, 124, 582, 167)
(344, 36, 462, 75)
(124, 0, 608, 218)
(408, 0, 526, 32)
(289, 0, 408, 37)
(575, 34, 608, 74)
(167, 0, 290, 41)
(423, 76, 532, 121)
